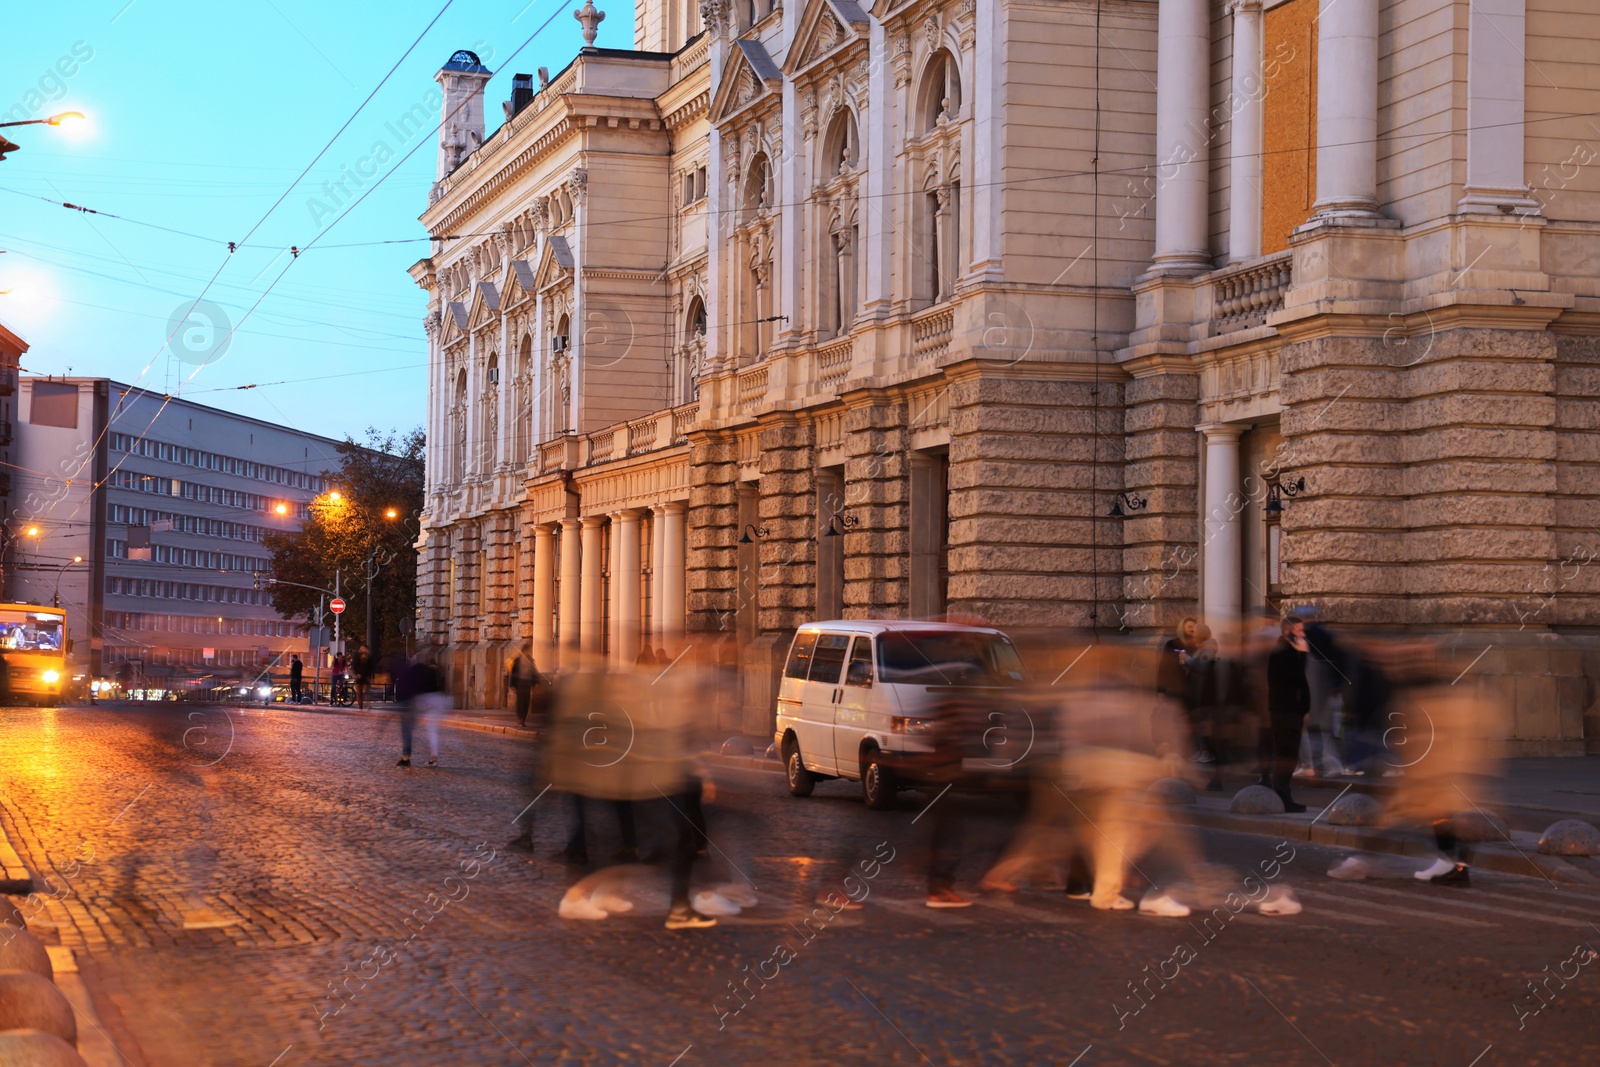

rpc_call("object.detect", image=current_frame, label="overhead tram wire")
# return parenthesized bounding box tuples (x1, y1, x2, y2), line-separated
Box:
(42, 0, 464, 529)
(4, 103, 1589, 263)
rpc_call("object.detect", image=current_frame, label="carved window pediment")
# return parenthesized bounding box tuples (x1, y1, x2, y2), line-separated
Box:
(784, 0, 870, 80)
(710, 38, 784, 127)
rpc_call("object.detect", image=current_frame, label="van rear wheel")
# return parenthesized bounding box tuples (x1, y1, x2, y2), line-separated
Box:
(785, 745, 816, 798)
(861, 750, 897, 810)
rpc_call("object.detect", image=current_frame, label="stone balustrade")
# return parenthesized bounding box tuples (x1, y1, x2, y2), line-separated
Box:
(815, 336, 853, 395)
(1208, 251, 1293, 336)
(912, 305, 955, 362)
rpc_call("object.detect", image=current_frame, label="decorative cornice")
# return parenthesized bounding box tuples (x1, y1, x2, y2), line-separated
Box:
(665, 89, 711, 132)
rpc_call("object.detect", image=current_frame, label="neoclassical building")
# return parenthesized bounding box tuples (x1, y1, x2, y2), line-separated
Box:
(413, 0, 1600, 754)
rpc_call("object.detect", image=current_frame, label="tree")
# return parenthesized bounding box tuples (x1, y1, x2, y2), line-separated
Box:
(262, 428, 424, 659)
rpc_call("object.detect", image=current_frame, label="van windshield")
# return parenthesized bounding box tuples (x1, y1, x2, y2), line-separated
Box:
(876, 631, 1025, 686)
(0, 610, 64, 654)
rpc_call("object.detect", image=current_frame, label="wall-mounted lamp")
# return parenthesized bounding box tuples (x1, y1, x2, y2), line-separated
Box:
(822, 513, 860, 538)
(1109, 493, 1148, 518)
(1265, 476, 1306, 515)
(737, 523, 771, 544)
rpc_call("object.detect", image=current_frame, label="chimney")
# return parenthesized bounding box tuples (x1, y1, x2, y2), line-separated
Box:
(434, 49, 493, 182)
(503, 73, 535, 122)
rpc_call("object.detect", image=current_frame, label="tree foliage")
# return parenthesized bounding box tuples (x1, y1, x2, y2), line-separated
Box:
(261, 428, 424, 658)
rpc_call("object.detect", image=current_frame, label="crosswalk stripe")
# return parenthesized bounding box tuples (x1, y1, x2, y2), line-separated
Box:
(1327, 882, 1597, 929)
(1295, 887, 1497, 927)
(877, 898, 977, 925)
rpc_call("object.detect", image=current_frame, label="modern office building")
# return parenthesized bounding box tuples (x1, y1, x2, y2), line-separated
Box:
(4, 377, 341, 687)
(0, 322, 24, 593)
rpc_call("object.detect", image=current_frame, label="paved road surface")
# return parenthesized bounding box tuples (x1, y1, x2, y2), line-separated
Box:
(0, 703, 1594, 1066)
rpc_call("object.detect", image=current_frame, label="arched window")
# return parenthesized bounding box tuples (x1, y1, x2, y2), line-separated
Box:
(515, 335, 532, 463)
(686, 296, 707, 340)
(452, 368, 468, 483)
(552, 313, 572, 434)
(821, 109, 859, 179)
(743, 153, 771, 220)
(916, 50, 962, 134)
(742, 0, 772, 31)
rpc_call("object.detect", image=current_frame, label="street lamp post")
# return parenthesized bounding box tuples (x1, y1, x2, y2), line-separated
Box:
(0, 112, 86, 162)
(51, 555, 83, 608)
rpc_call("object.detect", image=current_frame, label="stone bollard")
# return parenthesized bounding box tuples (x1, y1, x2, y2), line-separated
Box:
(719, 736, 753, 757)
(0, 972, 75, 1046)
(0, 1029, 88, 1067)
(1146, 778, 1196, 806)
(1230, 785, 1286, 815)
(1450, 810, 1509, 843)
(1324, 793, 1383, 827)
(1537, 819, 1600, 856)
(0, 932, 51, 981)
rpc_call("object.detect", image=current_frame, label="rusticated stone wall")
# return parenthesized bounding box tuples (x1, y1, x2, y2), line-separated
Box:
(1278, 334, 1407, 623)
(841, 391, 910, 618)
(756, 414, 817, 633)
(1120, 363, 1200, 631)
(946, 370, 1125, 629)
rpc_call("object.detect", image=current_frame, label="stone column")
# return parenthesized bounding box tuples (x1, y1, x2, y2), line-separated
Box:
(558, 518, 583, 656)
(1152, 0, 1212, 274)
(663, 501, 687, 639)
(1227, 0, 1264, 262)
(1460, 0, 1537, 212)
(649, 506, 667, 647)
(581, 517, 605, 654)
(608, 512, 623, 657)
(532, 523, 555, 665)
(617, 509, 643, 665)
(843, 393, 910, 618)
(1200, 424, 1246, 626)
(758, 414, 817, 633)
(1314, 0, 1381, 217)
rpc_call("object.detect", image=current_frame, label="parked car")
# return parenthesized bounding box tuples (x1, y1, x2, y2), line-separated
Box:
(773, 620, 1041, 809)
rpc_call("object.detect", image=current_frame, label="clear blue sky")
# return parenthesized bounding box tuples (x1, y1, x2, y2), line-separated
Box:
(1, 1, 633, 445)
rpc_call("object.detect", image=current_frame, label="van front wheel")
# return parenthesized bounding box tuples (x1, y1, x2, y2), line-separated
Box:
(861, 750, 897, 810)
(786, 745, 816, 798)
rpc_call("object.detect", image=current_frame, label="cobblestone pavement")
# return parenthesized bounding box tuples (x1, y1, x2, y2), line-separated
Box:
(0, 703, 1595, 1066)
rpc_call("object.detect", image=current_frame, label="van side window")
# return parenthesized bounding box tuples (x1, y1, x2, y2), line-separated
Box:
(784, 632, 819, 679)
(845, 636, 873, 686)
(808, 633, 851, 684)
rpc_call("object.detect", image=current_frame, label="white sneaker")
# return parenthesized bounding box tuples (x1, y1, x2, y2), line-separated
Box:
(1414, 857, 1454, 881)
(1291, 765, 1314, 779)
(1257, 887, 1303, 916)
(1138, 892, 1191, 918)
(1091, 895, 1136, 911)
(1327, 857, 1370, 881)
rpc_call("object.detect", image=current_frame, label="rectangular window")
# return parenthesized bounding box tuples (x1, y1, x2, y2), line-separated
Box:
(808, 633, 851, 685)
(1262, 0, 1318, 255)
(784, 632, 818, 680)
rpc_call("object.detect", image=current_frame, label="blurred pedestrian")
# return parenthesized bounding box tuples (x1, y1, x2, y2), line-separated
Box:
(1267, 615, 1311, 812)
(353, 644, 375, 709)
(506, 644, 544, 729)
(399, 650, 442, 768)
(288, 654, 303, 704)
(1290, 606, 1349, 776)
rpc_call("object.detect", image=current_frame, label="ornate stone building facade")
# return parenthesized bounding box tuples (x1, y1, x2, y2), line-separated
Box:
(414, 0, 1600, 754)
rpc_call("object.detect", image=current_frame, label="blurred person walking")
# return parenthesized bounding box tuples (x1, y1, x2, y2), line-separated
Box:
(398, 650, 443, 768)
(1267, 615, 1311, 812)
(353, 644, 375, 709)
(1290, 605, 1350, 776)
(506, 644, 545, 729)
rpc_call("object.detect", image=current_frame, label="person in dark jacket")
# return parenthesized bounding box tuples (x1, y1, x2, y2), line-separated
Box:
(288, 655, 304, 704)
(1266, 616, 1312, 812)
(397, 651, 440, 768)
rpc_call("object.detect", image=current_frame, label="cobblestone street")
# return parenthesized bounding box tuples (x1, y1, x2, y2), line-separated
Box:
(0, 704, 1594, 1066)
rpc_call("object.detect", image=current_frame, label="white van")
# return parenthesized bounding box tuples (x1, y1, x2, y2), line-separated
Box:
(773, 620, 1029, 809)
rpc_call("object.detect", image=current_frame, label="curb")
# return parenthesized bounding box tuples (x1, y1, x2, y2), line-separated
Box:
(0, 821, 32, 895)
